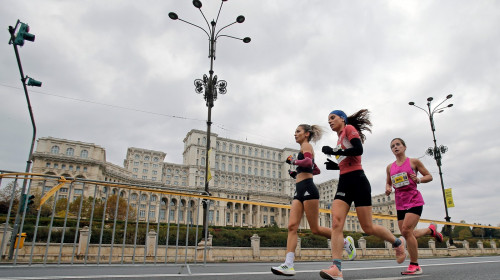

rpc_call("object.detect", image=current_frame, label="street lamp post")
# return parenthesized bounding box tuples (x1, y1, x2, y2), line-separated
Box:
(169, 0, 250, 240)
(409, 94, 454, 245)
(7, 20, 42, 260)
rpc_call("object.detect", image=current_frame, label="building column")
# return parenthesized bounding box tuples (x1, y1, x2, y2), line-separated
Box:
(278, 208, 282, 227)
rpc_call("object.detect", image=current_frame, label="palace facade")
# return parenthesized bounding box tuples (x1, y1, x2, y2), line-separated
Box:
(30, 129, 398, 233)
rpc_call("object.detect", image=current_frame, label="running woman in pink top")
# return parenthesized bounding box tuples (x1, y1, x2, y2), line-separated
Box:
(385, 138, 443, 275)
(319, 109, 406, 280)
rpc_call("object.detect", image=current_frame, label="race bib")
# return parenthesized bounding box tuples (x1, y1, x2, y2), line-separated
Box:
(335, 144, 345, 163)
(391, 172, 410, 188)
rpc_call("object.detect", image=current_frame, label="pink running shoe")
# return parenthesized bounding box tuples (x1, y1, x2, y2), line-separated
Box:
(428, 224, 443, 242)
(394, 237, 406, 264)
(401, 264, 423, 275)
(320, 265, 343, 280)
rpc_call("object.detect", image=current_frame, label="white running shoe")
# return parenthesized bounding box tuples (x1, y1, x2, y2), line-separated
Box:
(344, 236, 357, 261)
(271, 263, 296, 276)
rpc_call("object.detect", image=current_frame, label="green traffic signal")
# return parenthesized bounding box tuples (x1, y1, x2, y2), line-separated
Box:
(27, 77, 42, 87)
(14, 22, 35, 46)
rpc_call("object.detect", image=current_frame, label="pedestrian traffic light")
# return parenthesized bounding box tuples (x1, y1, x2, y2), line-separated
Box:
(27, 77, 42, 87)
(14, 22, 35, 46)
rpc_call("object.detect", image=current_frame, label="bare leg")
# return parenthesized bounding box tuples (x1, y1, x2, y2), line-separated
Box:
(356, 206, 397, 243)
(286, 200, 304, 253)
(399, 213, 420, 263)
(414, 227, 431, 238)
(330, 199, 350, 259)
(304, 199, 331, 238)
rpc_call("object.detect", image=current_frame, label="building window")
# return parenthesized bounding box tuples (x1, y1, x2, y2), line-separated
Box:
(80, 150, 88, 158)
(153, 157, 159, 162)
(135, 154, 140, 160)
(144, 156, 150, 161)
(226, 212, 230, 223)
(66, 148, 74, 156)
(46, 162, 51, 168)
(50, 145, 59, 154)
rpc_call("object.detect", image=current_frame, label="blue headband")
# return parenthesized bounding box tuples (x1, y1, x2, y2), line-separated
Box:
(330, 110, 348, 124)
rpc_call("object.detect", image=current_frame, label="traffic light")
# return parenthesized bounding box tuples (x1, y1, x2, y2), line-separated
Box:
(19, 194, 35, 211)
(27, 77, 42, 87)
(14, 22, 35, 46)
(26, 195, 35, 209)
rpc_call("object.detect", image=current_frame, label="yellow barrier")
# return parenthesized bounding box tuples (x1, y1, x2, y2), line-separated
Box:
(14, 232, 27, 249)
(2, 172, 499, 230)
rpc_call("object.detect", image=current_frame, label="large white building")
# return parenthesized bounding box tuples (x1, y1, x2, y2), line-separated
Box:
(30, 129, 398, 233)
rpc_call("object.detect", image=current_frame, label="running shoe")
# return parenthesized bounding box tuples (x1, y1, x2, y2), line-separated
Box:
(344, 236, 357, 261)
(394, 237, 406, 264)
(320, 265, 343, 280)
(271, 263, 296, 276)
(428, 224, 443, 243)
(401, 264, 423, 275)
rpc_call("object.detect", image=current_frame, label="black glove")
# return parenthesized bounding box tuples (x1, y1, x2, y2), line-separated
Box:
(322, 146, 335, 155)
(288, 170, 297, 179)
(324, 158, 340, 170)
(322, 145, 344, 155)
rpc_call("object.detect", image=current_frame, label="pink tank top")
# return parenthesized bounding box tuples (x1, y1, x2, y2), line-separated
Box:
(390, 157, 425, 210)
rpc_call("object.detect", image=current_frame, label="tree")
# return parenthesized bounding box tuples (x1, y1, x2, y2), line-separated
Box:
(453, 220, 472, 238)
(472, 225, 485, 238)
(0, 181, 21, 214)
(68, 196, 101, 219)
(105, 195, 136, 221)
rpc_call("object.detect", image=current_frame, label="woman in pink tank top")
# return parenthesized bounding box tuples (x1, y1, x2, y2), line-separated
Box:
(385, 138, 443, 275)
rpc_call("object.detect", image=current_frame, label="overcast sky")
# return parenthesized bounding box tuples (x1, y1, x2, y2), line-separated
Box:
(1, 1, 499, 228)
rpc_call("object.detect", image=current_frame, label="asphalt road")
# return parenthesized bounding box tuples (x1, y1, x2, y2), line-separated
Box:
(0, 256, 499, 279)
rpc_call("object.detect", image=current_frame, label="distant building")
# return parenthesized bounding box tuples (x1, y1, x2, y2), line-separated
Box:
(30, 129, 398, 233)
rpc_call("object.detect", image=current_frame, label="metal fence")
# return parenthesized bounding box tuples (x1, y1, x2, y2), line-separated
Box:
(2, 171, 498, 267)
(0, 171, 213, 267)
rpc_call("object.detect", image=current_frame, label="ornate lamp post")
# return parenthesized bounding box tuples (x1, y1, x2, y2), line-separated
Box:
(409, 94, 454, 245)
(169, 0, 250, 240)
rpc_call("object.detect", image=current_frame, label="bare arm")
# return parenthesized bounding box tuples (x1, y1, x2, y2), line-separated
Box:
(410, 158, 433, 184)
(385, 164, 393, 196)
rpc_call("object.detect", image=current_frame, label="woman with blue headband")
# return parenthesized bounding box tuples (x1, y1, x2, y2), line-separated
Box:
(319, 109, 406, 280)
(271, 124, 357, 277)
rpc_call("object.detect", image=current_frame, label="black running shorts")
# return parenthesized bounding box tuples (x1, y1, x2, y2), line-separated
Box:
(334, 170, 372, 207)
(293, 178, 320, 202)
(397, 205, 423, 220)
